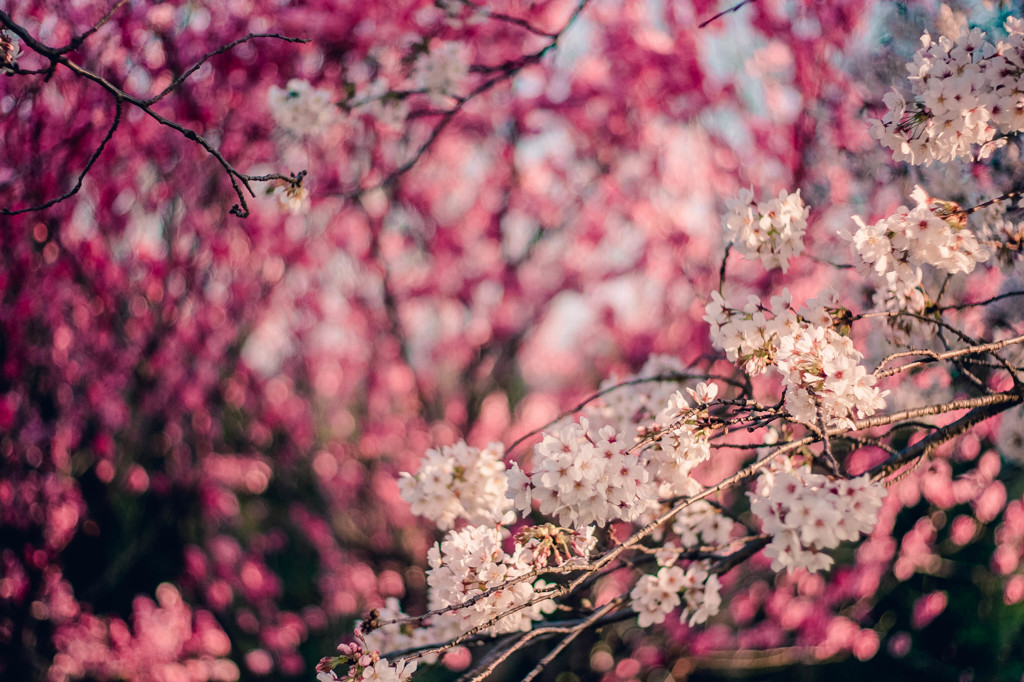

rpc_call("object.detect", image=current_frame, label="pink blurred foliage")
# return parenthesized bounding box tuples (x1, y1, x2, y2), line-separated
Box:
(1, 0, 1023, 679)
(911, 590, 948, 630)
(49, 582, 238, 682)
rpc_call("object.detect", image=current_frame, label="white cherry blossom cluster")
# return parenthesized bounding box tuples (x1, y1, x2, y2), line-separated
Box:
(705, 289, 883, 429)
(358, 525, 587, 661)
(411, 40, 470, 106)
(749, 468, 887, 574)
(629, 560, 722, 627)
(398, 440, 512, 530)
(703, 288, 841, 374)
(267, 78, 337, 137)
(724, 188, 809, 272)
(671, 500, 736, 548)
(511, 419, 656, 527)
(343, 51, 411, 131)
(643, 384, 717, 498)
(0, 29, 23, 74)
(870, 19, 1024, 165)
(775, 324, 888, 430)
(974, 199, 1024, 255)
(577, 358, 720, 500)
(510, 375, 720, 527)
(846, 186, 990, 315)
(422, 0, 485, 30)
(424, 525, 562, 640)
(703, 290, 800, 375)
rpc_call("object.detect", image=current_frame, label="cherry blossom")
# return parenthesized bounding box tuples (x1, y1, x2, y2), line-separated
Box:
(724, 188, 809, 272)
(2, 1, 1024, 681)
(525, 419, 656, 528)
(775, 324, 887, 429)
(398, 440, 512, 530)
(871, 18, 1024, 165)
(749, 468, 887, 574)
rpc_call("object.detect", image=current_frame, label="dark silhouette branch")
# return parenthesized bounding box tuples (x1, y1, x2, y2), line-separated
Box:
(2, 99, 122, 216)
(56, 0, 131, 55)
(0, 10, 308, 218)
(699, 0, 760, 28)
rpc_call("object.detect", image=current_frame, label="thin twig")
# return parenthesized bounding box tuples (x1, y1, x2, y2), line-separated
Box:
(718, 242, 731, 294)
(957, 187, 1024, 216)
(521, 599, 621, 682)
(0, 10, 308, 217)
(699, 0, 760, 28)
(873, 333, 1024, 378)
(1, 99, 122, 215)
(814, 406, 839, 474)
(144, 33, 306, 105)
(56, 0, 130, 54)
(892, 312, 1024, 385)
(459, 0, 559, 38)
(938, 290, 1024, 311)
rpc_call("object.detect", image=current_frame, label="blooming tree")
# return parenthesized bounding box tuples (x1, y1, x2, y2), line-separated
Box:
(1, 1, 1024, 681)
(317, 5, 1024, 681)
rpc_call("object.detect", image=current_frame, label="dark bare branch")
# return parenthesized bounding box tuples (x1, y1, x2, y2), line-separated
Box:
(699, 0, 760, 29)
(0, 10, 307, 218)
(1, 99, 122, 216)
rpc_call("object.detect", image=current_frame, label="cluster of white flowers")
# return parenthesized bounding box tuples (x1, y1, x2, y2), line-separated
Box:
(418, 0, 485, 30)
(341, 50, 411, 131)
(513, 419, 656, 527)
(411, 40, 470, 106)
(724, 188, 809, 272)
(424, 525, 561, 640)
(359, 526, 589, 661)
(629, 560, 722, 627)
(354, 79, 410, 131)
(317, 641, 417, 682)
(846, 186, 990, 315)
(267, 78, 337, 136)
(576, 358, 719, 499)
(704, 287, 842, 371)
(671, 500, 736, 548)
(644, 384, 717, 498)
(871, 18, 1024, 165)
(705, 289, 884, 428)
(749, 468, 887, 573)
(775, 324, 888, 429)
(703, 290, 799, 375)
(398, 441, 512, 530)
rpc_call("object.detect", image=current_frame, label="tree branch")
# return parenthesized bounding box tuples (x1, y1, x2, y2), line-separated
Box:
(698, 0, 760, 29)
(0, 10, 308, 218)
(1, 98, 122, 216)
